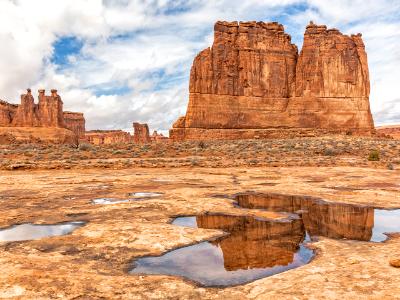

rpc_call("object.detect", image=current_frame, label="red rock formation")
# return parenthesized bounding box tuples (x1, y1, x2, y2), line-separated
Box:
(64, 112, 85, 138)
(150, 130, 169, 143)
(0, 127, 77, 145)
(11, 89, 40, 127)
(85, 130, 132, 145)
(376, 125, 400, 139)
(0, 100, 18, 126)
(170, 21, 375, 141)
(37, 89, 65, 127)
(133, 122, 151, 144)
(0, 89, 85, 144)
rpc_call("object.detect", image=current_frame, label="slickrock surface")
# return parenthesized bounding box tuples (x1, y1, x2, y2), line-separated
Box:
(0, 89, 85, 143)
(85, 130, 132, 145)
(171, 21, 374, 141)
(0, 166, 399, 299)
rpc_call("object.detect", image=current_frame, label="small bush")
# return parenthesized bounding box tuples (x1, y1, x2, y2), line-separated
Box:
(368, 150, 380, 161)
(323, 148, 338, 156)
(198, 141, 206, 149)
(78, 143, 93, 151)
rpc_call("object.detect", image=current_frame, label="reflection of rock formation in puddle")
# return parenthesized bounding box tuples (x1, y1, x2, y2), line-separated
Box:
(235, 193, 400, 242)
(196, 214, 307, 271)
(0, 222, 85, 242)
(132, 214, 313, 286)
(131, 193, 400, 286)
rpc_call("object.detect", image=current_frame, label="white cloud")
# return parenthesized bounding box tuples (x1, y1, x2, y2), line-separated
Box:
(0, 0, 399, 133)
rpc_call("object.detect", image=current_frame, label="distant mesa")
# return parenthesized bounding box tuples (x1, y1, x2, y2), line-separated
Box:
(170, 21, 375, 141)
(0, 89, 85, 144)
(83, 122, 168, 145)
(375, 125, 400, 139)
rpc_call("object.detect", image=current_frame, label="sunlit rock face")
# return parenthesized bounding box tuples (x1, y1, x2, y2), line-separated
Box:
(133, 122, 151, 144)
(236, 193, 374, 241)
(64, 112, 85, 139)
(170, 21, 374, 141)
(0, 89, 84, 144)
(84, 130, 132, 145)
(197, 214, 305, 270)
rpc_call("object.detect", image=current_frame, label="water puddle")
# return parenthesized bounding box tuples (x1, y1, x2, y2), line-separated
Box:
(130, 192, 400, 287)
(129, 192, 163, 198)
(92, 198, 129, 205)
(131, 214, 313, 286)
(0, 221, 85, 242)
(235, 193, 400, 242)
(93, 192, 164, 205)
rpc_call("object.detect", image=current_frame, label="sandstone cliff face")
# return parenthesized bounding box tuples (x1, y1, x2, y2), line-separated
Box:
(133, 122, 151, 144)
(150, 130, 169, 143)
(64, 112, 85, 138)
(0, 89, 85, 144)
(0, 100, 18, 126)
(85, 130, 132, 145)
(170, 21, 375, 141)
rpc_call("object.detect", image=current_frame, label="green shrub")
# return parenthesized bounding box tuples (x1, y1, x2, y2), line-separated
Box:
(323, 148, 338, 156)
(78, 143, 93, 151)
(368, 150, 380, 161)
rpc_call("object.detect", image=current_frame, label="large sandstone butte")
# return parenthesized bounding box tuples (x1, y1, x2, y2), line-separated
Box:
(0, 89, 85, 143)
(170, 21, 375, 140)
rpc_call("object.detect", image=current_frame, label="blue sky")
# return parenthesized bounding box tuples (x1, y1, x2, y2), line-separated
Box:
(0, 0, 399, 134)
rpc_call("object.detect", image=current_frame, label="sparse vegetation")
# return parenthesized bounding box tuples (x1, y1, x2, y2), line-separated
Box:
(368, 149, 380, 161)
(78, 143, 93, 151)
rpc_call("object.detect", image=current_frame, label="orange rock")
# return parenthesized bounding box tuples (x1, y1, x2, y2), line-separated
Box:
(64, 112, 85, 139)
(85, 130, 132, 145)
(0, 89, 85, 143)
(390, 259, 400, 268)
(376, 125, 400, 139)
(133, 122, 151, 144)
(170, 21, 375, 141)
(150, 130, 169, 143)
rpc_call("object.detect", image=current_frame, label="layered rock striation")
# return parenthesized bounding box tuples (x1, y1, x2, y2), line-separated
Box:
(64, 112, 85, 139)
(85, 130, 132, 145)
(0, 89, 85, 143)
(170, 21, 375, 140)
(133, 122, 151, 144)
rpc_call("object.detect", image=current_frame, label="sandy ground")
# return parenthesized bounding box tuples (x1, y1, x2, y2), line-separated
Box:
(0, 166, 399, 299)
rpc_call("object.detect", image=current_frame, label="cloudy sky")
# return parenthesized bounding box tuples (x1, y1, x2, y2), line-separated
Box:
(0, 0, 399, 134)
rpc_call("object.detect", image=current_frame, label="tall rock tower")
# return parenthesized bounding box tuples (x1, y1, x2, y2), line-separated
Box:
(38, 89, 65, 127)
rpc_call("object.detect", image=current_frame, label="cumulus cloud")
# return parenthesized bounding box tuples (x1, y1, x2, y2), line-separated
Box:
(0, 0, 399, 134)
